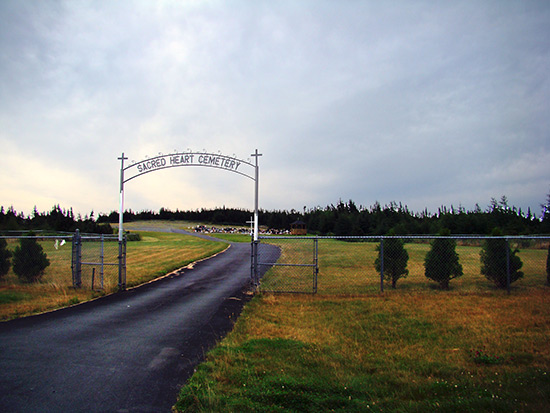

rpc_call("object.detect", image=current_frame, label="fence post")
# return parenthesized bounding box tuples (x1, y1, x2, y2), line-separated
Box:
(250, 239, 257, 288)
(72, 229, 82, 288)
(506, 238, 511, 294)
(252, 240, 259, 288)
(100, 234, 104, 290)
(118, 236, 126, 291)
(252, 240, 260, 289)
(313, 238, 319, 293)
(380, 238, 384, 293)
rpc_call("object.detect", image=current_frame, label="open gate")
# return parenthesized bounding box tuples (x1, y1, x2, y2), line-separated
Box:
(255, 237, 318, 294)
(118, 149, 262, 291)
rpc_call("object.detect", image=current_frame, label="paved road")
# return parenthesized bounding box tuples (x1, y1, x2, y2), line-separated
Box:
(0, 237, 279, 412)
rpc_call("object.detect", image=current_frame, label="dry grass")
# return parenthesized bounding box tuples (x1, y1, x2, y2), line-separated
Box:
(260, 239, 548, 294)
(176, 238, 550, 412)
(0, 231, 225, 320)
(177, 290, 550, 412)
(125, 231, 226, 287)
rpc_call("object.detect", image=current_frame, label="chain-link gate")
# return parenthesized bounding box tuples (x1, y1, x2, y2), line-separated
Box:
(256, 237, 318, 293)
(71, 230, 126, 290)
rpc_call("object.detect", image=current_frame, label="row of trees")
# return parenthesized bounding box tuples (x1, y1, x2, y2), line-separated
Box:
(375, 228, 547, 290)
(95, 196, 550, 235)
(303, 196, 550, 236)
(2, 193, 549, 235)
(0, 237, 50, 283)
(0, 205, 112, 233)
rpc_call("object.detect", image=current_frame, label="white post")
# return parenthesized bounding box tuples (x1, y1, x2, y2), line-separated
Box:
(118, 153, 127, 242)
(251, 149, 262, 241)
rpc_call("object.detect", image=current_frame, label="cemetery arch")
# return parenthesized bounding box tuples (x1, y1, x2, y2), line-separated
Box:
(118, 150, 261, 242)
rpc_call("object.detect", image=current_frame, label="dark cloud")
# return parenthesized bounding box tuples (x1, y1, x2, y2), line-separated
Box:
(1, 1, 548, 216)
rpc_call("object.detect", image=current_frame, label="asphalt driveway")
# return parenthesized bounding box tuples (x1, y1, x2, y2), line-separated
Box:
(0, 236, 279, 412)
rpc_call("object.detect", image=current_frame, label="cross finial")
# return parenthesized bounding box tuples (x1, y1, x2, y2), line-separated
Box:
(118, 153, 129, 190)
(251, 149, 262, 165)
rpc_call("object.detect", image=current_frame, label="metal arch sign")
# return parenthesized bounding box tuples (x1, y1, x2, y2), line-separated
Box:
(122, 151, 256, 184)
(118, 150, 262, 249)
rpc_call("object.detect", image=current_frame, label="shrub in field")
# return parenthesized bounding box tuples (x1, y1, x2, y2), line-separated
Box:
(424, 229, 463, 289)
(12, 236, 50, 283)
(471, 349, 504, 365)
(480, 228, 523, 288)
(0, 238, 12, 279)
(375, 232, 409, 289)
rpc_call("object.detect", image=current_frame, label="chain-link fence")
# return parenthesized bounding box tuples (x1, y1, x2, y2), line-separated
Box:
(255, 236, 550, 294)
(0, 231, 125, 291)
(72, 231, 125, 290)
(254, 238, 317, 293)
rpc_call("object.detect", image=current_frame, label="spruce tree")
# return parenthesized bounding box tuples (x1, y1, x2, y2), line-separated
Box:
(375, 231, 409, 288)
(12, 235, 50, 283)
(480, 228, 523, 288)
(0, 238, 12, 279)
(424, 229, 463, 289)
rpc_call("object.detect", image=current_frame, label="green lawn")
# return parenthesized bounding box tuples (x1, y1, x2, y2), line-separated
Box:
(259, 239, 548, 294)
(175, 238, 550, 412)
(175, 291, 550, 412)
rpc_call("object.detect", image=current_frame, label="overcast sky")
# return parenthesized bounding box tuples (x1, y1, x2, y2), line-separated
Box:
(1, 0, 549, 218)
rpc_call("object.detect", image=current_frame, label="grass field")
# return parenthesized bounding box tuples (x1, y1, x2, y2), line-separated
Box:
(0, 230, 226, 320)
(260, 238, 549, 294)
(121, 220, 252, 244)
(175, 238, 550, 412)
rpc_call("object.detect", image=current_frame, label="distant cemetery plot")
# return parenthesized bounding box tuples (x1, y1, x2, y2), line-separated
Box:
(193, 225, 290, 236)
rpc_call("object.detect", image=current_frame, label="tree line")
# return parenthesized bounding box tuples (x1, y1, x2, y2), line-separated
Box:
(97, 195, 549, 235)
(1, 193, 549, 235)
(0, 205, 112, 234)
(300, 196, 550, 236)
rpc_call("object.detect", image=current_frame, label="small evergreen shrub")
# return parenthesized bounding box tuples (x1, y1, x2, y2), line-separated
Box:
(126, 232, 141, 241)
(0, 238, 12, 279)
(375, 231, 409, 289)
(12, 235, 50, 283)
(480, 228, 523, 288)
(424, 229, 463, 289)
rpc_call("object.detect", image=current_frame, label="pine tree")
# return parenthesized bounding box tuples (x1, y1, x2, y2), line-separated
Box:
(424, 229, 463, 289)
(480, 228, 523, 288)
(12, 235, 50, 283)
(0, 238, 12, 279)
(375, 231, 409, 288)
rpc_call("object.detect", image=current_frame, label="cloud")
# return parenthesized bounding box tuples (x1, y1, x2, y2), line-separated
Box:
(0, 1, 549, 217)
(0, 138, 112, 214)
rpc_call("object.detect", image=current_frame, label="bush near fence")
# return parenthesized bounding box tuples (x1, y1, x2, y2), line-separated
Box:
(0, 234, 74, 287)
(0, 232, 122, 291)
(257, 236, 550, 294)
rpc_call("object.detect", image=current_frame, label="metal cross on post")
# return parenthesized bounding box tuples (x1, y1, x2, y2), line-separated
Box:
(118, 153, 128, 242)
(118, 153, 128, 290)
(246, 217, 254, 237)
